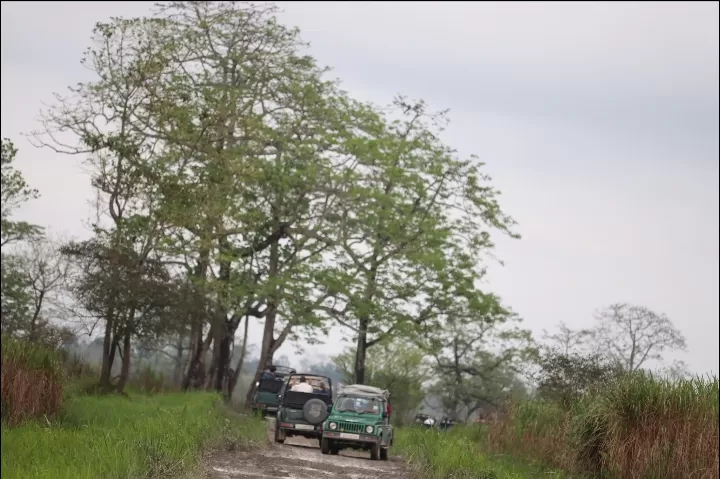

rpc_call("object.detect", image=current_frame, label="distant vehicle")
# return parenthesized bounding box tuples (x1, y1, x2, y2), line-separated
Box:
(438, 417, 455, 430)
(274, 374, 333, 444)
(251, 366, 296, 417)
(320, 384, 393, 461)
(413, 413, 432, 425)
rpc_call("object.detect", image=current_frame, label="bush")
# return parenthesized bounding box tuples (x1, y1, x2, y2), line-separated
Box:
(1, 335, 64, 426)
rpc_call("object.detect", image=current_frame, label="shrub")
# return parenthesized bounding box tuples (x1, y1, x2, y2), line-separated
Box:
(0, 335, 64, 426)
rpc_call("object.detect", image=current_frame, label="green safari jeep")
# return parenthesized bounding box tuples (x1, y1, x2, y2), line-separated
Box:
(251, 366, 295, 417)
(321, 384, 393, 461)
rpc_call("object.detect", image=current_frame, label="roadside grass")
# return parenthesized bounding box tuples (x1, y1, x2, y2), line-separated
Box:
(1, 392, 266, 479)
(485, 373, 719, 479)
(395, 426, 569, 479)
(570, 373, 718, 478)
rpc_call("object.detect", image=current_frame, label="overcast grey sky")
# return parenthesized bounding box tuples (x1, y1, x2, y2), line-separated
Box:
(2, 1, 718, 374)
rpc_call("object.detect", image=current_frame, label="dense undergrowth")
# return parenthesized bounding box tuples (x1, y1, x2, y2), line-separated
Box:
(397, 373, 719, 479)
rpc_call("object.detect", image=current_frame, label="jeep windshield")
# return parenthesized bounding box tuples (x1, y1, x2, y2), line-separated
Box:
(334, 395, 383, 414)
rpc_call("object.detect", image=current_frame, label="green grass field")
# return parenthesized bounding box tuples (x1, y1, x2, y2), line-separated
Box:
(0, 392, 266, 479)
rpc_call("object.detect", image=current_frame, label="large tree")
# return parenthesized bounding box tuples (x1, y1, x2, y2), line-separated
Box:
(313, 99, 518, 384)
(35, 1, 362, 399)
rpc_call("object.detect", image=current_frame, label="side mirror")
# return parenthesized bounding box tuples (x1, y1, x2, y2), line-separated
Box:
(326, 405, 333, 413)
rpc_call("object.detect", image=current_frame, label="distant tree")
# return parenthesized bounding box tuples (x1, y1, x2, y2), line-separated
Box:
(593, 303, 686, 372)
(17, 236, 73, 342)
(418, 291, 535, 421)
(541, 321, 592, 356)
(535, 348, 623, 408)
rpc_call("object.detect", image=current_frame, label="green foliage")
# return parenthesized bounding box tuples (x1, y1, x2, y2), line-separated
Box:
(32, 0, 519, 400)
(318, 99, 519, 381)
(0, 392, 266, 479)
(0, 254, 33, 336)
(1, 139, 43, 339)
(1, 138, 42, 247)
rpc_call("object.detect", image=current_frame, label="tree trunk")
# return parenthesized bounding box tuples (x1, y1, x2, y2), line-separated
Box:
(355, 317, 368, 384)
(229, 315, 250, 401)
(246, 235, 280, 405)
(353, 255, 380, 385)
(182, 249, 209, 390)
(115, 307, 135, 394)
(173, 332, 185, 387)
(28, 290, 44, 342)
(99, 305, 116, 390)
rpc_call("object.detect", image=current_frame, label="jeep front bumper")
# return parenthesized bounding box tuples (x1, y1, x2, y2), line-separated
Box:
(323, 431, 381, 444)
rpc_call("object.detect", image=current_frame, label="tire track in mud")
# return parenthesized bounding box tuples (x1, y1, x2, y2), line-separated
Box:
(207, 418, 409, 478)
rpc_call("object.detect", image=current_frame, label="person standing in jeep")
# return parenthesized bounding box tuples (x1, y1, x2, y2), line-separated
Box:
(261, 365, 277, 380)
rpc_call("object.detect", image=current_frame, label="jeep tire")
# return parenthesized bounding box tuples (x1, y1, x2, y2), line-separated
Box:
(274, 421, 285, 444)
(370, 442, 380, 460)
(320, 438, 331, 455)
(380, 447, 389, 461)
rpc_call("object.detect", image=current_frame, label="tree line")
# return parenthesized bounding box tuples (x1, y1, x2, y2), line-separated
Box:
(0, 2, 687, 412)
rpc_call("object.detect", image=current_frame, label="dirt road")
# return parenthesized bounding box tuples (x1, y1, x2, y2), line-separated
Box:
(207, 418, 409, 479)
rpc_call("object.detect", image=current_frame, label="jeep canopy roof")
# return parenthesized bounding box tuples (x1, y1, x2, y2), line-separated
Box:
(340, 384, 390, 400)
(272, 365, 296, 377)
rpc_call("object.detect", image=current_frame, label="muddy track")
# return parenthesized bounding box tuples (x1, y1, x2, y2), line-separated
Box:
(207, 418, 409, 478)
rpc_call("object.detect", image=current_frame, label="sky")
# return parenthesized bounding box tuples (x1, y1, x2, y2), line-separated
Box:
(1, 1, 718, 374)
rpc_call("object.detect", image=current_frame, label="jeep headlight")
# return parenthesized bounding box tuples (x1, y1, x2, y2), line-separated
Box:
(329, 422, 337, 430)
(365, 425, 373, 434)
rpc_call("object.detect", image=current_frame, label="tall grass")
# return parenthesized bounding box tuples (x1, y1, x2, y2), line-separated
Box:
(486, 372, 719, 479)
(1, 335, 65, 425)
(487, 400, 570, 468)
(1, 392, 267, 479)
(572, 373, 718, 478)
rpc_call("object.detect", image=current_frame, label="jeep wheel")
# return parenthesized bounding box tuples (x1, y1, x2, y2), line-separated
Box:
(274, 421, 285, 444)
(320, 438, 331, 455)
(380, 447, 389, 461)
(330, 444, 340, 455)
(370, 442, 380, 460)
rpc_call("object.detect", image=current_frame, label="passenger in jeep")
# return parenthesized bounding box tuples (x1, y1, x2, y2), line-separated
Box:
(261, 365, 277, 380)
(290, 376, 313, 393)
